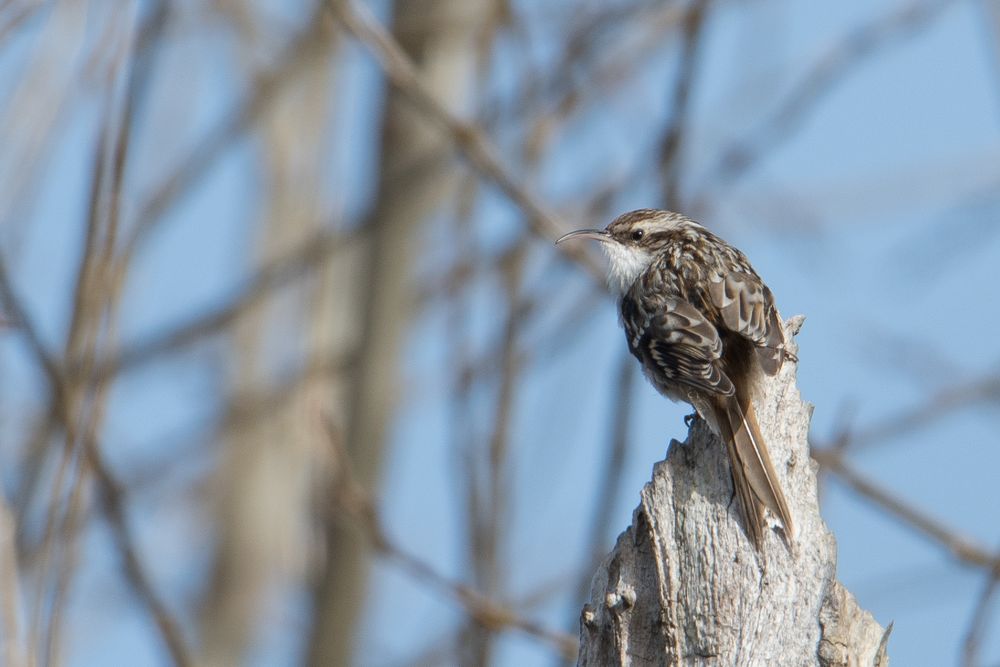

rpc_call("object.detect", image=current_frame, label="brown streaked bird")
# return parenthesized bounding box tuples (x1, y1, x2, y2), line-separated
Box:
(557, 209, 795, 549)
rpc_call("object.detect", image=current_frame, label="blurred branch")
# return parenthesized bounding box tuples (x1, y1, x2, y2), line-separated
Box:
(379, 532, 578, 662)
(845, 374, 1000, 451)
(42, 28, 141, 654)
(462, 246, 525, 664)
(329, 0, 607, 286)
(510, 4, 687, 163)
(587, 352, 635, 562)
(975, 0, 1000, 128)
(323, 418, 578, 662)
(812, 445, 1000, 571)
(567, 350, 634, 658)
(0, 492, 25, 667)
(122, 1, 334, 260)
(961, 546, 1000, 667)
(699, 0, 954, 198)
(96, 448, 191, 667)
(432, 272, 601, 396)
(308, 1, 487, 661)
(0, 259, 192, 667)
(659, 0, 710, 206)
(94, 226, 359, 381)
(100, 352, 350, 509)
(415, 235, 527, 307)
(0, 1, 43, 43)
(197, 21, 342, 660)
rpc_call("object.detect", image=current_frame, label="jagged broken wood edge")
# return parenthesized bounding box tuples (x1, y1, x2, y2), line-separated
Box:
(578, 316, 890, 667)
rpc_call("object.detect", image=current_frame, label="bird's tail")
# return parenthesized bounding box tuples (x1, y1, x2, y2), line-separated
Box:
(712, 393, 794, 549)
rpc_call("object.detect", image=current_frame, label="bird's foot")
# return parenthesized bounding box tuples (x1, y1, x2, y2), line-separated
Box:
(684, 412, 698, 428)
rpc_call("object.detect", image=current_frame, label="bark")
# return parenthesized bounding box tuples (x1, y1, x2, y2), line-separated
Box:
(578, 316, 890, 667)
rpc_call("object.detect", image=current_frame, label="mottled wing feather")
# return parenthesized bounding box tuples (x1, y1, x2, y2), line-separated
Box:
(757, 291, 785, 374)
(623, 294, 735, 397)
(708, 272, 785, 375)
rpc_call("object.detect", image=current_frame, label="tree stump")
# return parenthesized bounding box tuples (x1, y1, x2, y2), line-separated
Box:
(578, 317, 890, 666)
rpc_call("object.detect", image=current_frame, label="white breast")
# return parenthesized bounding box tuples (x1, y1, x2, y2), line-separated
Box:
(602, 242, 655, 295)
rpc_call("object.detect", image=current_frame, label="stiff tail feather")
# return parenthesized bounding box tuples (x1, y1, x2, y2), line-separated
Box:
(713, 393, 794, 549)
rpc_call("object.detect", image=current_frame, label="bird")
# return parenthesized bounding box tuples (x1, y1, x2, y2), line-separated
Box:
(556, 209, 795, 549)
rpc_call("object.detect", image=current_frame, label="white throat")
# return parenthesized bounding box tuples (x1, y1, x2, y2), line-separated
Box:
(601, 241, 655, 295)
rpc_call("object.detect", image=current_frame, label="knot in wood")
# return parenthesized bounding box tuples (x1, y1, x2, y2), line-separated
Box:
(604, 586, 636, 615)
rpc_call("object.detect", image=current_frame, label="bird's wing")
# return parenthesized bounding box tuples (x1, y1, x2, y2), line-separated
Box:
(623, 294, 735, 397)
(707, 271, 785, 375)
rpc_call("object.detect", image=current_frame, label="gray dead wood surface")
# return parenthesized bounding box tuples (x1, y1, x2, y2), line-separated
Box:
(578, 317, 890, 667)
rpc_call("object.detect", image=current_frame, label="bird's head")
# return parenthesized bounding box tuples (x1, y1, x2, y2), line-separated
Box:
(556, 209, 696, 294)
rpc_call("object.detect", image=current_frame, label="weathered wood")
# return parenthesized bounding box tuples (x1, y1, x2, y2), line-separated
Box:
(578, 317, 889, 666)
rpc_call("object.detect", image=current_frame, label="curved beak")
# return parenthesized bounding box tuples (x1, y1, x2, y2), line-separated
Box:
(554, 228, 608, 245)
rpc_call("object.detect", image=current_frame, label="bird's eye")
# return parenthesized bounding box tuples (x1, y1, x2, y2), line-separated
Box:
(631, 229, 645, 242)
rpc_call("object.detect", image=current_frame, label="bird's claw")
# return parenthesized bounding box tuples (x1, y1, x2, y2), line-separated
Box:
(684, 412, 698, 428)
